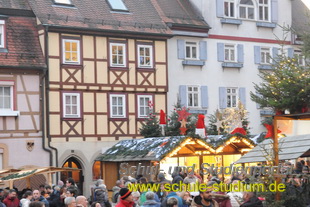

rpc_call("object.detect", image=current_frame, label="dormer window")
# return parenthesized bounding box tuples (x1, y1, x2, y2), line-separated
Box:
(107, 0, 128, 12)
(54, 0, 72, 5)
(0, 20, 5, 48)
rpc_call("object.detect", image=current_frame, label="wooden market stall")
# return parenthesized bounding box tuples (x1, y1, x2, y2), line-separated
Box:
(96, 135, 255, 190)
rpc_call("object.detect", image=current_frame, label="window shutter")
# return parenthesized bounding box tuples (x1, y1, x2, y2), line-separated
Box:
(239, 87, 246, 107)
(217, 43, 224, 62)
(237, 44, 244, 63)
(216, 0, 224, 17)
(199, 41, 207, 60)
(179, 85, 187, 107)
(219, 87, 227, 109)
(201, 86, 208, 108)
(272, 47, 278, 59)
(177, 39, 185, 59)
(254, 46, 261, 64)
(271, 0, 278, 23)
(287, 48, 294, 58)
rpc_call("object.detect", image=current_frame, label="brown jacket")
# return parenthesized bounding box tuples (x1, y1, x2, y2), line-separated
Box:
(191, 195, 219, 207)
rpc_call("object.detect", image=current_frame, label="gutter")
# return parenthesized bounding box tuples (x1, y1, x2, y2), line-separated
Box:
(43, 25, 59, 179)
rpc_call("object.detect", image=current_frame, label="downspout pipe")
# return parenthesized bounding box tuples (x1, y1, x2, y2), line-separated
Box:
(44, 25, 59, 180)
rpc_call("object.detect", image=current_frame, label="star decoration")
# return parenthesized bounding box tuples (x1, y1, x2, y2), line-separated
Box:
(180, 127, 187, 135)
(180, 119, 187, 128)
(177, 107, 191, 121)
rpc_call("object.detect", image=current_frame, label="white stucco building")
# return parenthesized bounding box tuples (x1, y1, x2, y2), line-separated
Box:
(167, 0, 295, 134)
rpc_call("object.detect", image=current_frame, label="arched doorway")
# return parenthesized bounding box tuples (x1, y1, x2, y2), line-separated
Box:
(61, 157, 83, 195)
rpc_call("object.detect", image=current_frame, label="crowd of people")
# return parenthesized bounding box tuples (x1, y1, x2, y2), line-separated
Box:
(0, 160, 309, 207)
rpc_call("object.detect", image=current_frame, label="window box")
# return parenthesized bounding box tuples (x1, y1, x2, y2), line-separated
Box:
(258, 65, 272, 70)
(182, 60, 205, 66)
(188, 109, 207, 114)
(0, 110, 19, 117)
(256, 22, 276, 28)
(220, 18, 242, 25)
(222, 62, 243, 68)
(260, 110, 274, 116)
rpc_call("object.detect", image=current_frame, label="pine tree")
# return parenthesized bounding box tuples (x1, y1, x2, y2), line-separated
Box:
(139, 110, 162, 138)
(250, 56, 310, 114)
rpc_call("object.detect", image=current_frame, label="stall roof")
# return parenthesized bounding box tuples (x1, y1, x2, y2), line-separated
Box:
(96, 136, 216, 162)
(96, 135, 256, 162)
(235, 134, 310, 163)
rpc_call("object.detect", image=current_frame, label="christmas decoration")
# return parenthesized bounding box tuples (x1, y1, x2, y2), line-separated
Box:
(195, 114, 206, 137)
(159, 110, 166, 125)
(230, 127, 247, 135)
(139, 101, 162, 138)
(264, 123, 281, 138)
(250, 54, 310, 114)
(177, 107, 191, 135)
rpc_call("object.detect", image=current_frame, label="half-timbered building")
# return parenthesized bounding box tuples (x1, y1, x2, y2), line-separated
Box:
(0, 0, 49, 171)
(28, 0, 174, 195)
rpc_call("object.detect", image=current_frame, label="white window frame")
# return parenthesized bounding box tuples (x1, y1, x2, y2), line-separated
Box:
(62, 39, 80, 64)
(261, 47, 271, 64)
(63, 93, 81, 118)
(110, 43, 126, 67)
(239, 0, 255, 20)
(224, 0, 235, 18)
(138, 45, 153, 68)
(227, 87, 238, 108)
(295, 51, 305, 66)
(0, 81, 19, 116)
(224, 44, 236, 62)
(54, 0, 72, 4)
(110, 94, 126, 118)
(0, 20, 5, 48)
(185, 41, 198, 60)
(187, 86, 200, 108)
(258, 0, 270, 21)
(137, 95, 153, 118)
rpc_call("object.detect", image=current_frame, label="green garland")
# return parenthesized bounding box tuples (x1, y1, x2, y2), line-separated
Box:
(1, 169, 37, 180)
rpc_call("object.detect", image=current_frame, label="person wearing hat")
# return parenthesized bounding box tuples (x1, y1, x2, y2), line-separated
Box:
(115, 188, 134, 207)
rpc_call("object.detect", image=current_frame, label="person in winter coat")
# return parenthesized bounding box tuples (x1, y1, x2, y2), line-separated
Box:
(112, 180, 122, 204)
(141, 192, 160, 207)
(191, 189, 219, 207)
(20, 191, 33, 207)
(3, 189, 20, 207)
(240, 192, 263, 207)
(94, 184, 110, 207)
(171, 172, 183, 185)
(45, 185, 61, 207)
(32, 190, 49, 207)
(115, 188, 134, 207)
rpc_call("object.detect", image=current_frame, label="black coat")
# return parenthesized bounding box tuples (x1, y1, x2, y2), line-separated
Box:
(240, 197, 263, 207)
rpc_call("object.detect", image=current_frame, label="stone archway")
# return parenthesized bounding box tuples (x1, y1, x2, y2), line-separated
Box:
(61, 157, 83, 195)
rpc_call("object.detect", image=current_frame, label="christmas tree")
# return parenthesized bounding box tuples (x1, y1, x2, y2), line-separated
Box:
(139, 103, 162, 138)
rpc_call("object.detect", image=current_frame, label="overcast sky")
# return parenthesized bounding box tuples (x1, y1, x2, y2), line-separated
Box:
(302, 0, 310, 9)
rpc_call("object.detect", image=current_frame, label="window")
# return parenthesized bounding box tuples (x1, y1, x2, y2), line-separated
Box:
(224, 44, 236, 62)
(0, 86, 12, 111)
(54, 0, 71, 4)
(110, 43, 126, 67)
(107, 0, 128, 11)
(137, 95, 152, 118)
(258, 0, 269, 21)
(187, 86, 200, 108)
(227, 88, 237, 108)
(224, 0, 235, 17)
(0, 20, 5, 48)
(110, 94, 126, 118)
(295, 51, 305, 66)
(261, 47, 271, 64)
(63, 93, 81, 118)
(239, 0, 255, 20)
(138, 45, 153, 68)
(185, 42, 198, 59)
(63, 39, 80, 64)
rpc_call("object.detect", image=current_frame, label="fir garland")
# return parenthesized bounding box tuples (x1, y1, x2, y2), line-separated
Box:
(1, 169, 37, 180)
